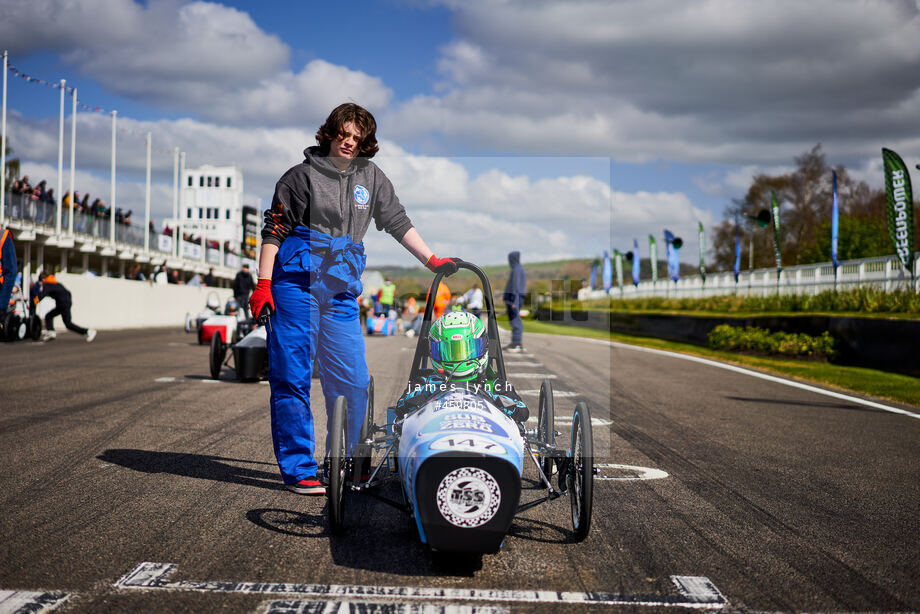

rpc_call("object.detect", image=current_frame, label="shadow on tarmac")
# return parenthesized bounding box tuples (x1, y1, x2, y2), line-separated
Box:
(723, 395, 884, 412)
(97, 449, 283, 491)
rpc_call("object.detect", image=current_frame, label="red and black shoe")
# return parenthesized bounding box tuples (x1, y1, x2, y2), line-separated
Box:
(286, 476, 324, 495)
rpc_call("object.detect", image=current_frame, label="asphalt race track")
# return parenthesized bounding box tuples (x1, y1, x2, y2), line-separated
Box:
(1, 327, 918, 613)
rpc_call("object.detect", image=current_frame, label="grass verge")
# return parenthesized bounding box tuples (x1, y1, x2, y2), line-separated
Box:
(500, 316, 920, 408)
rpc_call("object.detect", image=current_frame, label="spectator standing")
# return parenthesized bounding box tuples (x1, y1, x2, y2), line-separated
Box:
(233, 263, 255, 318)
(378, 278, 396, 314)
(503, 250, 526, 352)
(203, 268, 216, 287)
(462, 284, 484, 319)
(35, 271, 96, 342)
(0, 226, 18, 316)
(127, 263, 146, 281)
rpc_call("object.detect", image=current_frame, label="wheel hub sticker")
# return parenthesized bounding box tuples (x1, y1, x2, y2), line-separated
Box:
(436, 467, 501, 528)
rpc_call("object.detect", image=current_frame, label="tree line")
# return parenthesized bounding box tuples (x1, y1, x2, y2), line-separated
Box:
(710, 144, 920, 271)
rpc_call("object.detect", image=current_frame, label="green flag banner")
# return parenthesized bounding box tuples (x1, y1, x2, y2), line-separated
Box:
(648, 235, 658, 283)
(882, 148, 915, 275)
(698, 221, 707, 283)
(770, 192, 782, 277)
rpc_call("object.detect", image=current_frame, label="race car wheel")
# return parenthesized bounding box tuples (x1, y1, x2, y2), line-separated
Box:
(354, 376, 374, 481)
(567, 402, 594, 541)
(3, 312, 19, 342)
(184, 313, 192, 333)
(197, 326, 205, 345)
(537, 379, 556, 480)
(209, 332, 226, 379)
(16, 318, 27, 340)
(28, 315, 42, 341)
(328, 395, 348, 534)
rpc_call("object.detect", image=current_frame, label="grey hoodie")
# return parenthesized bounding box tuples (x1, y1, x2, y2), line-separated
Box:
(262, 146, 413, 247)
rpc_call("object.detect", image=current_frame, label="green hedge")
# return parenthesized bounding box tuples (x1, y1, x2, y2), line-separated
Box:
(707, 324, 837, 360)
(589, 287, 920, 315)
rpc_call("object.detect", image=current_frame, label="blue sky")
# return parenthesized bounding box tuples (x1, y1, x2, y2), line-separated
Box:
(2, 0, 918, 266)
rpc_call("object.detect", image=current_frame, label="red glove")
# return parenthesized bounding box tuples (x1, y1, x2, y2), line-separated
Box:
(425, 255, 460, 275)
(250, 278, 274, 320)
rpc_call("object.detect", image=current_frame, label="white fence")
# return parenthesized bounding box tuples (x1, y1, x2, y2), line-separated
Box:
(580, 253, 920, 300)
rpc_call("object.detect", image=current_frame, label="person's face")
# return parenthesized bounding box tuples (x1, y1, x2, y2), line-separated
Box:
(329, 121, 361, 160)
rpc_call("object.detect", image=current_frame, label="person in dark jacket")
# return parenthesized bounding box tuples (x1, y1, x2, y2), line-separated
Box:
(35, 271, 96, 342)
(503, 250, 526, 352)
(203, 268, 216, 287)
(0, 227, 18, 317)
(232, 264, 255, 318)
(248, 102, 460, 495)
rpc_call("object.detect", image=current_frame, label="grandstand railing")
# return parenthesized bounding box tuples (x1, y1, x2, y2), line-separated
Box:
(2, 190, 245, 269)
(581, 252, 920, 300)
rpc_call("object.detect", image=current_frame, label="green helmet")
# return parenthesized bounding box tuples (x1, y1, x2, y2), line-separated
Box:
(429, 311, 488, 381)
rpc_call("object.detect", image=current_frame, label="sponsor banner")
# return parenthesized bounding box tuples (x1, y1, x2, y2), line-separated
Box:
(648, 235, 658, 282)
(664, 229, 680, 282)
(733, 227, 741, 282)
(157, 234, 172, 253)
(613, 249, 624, 290)
(882, 148, 915, 274)
(698, 221, 707, 282)
(770, 192, 782, 275)
(602, 250, 612, 291)
(206, 248, 220, 265)
(181, 241, 201, 260)
(631, 238, 640, 286)
(225, 252, 240, 268)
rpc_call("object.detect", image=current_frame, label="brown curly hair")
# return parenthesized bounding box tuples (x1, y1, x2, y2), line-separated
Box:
(315, 103, 379, 158)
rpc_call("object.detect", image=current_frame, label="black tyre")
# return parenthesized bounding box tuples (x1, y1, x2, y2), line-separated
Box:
(209, 332, 226, 379)
(354, 376, 374, 481)
(16, 317, 27, 340)
(197, 326, 205, 345)
(28, 315, 42, 341)
(3, 312, 19, 342)
(567, 402, 594, 541)
(537, 379, 555, 479)
(327, 395, 348, 534)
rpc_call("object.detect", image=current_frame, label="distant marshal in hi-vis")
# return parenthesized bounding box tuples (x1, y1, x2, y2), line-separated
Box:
(882, 148, 915, 275)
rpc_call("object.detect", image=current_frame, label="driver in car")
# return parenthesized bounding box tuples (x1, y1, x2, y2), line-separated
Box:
(395, 310, 529, 424)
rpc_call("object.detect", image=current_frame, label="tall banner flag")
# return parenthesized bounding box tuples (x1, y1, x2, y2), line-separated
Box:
(614, 250, 624, 290)
(882, 148, 915, 276)
(602, 250, 613, 291)
(770, 192, 783, 279)
(698, 222, 707, 283)
(733, 227, 741, 283)
(631, 238, 640, 286)
(664, 229, 681, 282)
(831, 170, 839, 272)
(648, 235, 658, 283)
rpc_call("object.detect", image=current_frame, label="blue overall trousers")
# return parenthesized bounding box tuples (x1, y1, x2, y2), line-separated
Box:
(267, 227, 369, 485)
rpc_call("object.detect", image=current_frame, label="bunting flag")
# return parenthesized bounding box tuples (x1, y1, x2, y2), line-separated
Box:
(882, 148, 915, 276)
(770, 192, 783, 278)
(631, 238, 640, 286)
(602, 250, 613, 291)
(614, 249, 624, 290)
(663, 229, 681, 282)
(648, 235, 658, 283)
(733, 226, 741, 283)
(831, 170, 839, 270)
(698, 222, 707, 283)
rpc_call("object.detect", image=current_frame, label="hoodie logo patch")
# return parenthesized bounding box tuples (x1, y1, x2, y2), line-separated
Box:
(353, 185, 370, 208)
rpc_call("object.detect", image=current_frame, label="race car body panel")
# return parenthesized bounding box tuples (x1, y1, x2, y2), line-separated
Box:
(232, 325, 267, 381)
(397, 388, 524, 552)
(200, 315, 238, 344)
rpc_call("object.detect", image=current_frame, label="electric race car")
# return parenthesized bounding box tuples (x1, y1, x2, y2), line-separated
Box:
(325, 261, 595, 553)
(208, 323, 268, 382)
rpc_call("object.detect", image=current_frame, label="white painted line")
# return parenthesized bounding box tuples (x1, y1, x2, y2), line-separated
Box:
(116, 563, 727, 609)
(517, 390, 578, 397)
(554, 417, 611, 426)
(260, 380, 270, 385)
(558, 334, 920, 420)
(504, 361, 543, 367)
(509, 373, 557, 379)
(262, 601, 506, 614)
(201, 379, 222, 384)
(596, 464, 669, 481)
(155, 377, 176, 383)
(0, 590, 70, 614)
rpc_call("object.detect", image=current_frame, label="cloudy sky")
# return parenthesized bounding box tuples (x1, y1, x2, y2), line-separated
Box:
(2, 0, 918, 266)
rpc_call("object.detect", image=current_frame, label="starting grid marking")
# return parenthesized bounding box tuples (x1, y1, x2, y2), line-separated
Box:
(264, 602, 506, 614)
(0, 590, 69, 614)
(517, 389, 579, 397)
(114, 562, 728, 610)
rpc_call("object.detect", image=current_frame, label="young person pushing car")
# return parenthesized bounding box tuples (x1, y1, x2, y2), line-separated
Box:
(250, 103, 459, 495)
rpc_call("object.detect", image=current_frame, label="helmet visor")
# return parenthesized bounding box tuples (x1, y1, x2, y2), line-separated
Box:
(430, 336, 487, 364)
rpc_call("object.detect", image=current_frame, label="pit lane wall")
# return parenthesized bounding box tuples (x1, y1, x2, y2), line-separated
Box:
(53, 273, 233, 330)
(536, 307, 920, 376)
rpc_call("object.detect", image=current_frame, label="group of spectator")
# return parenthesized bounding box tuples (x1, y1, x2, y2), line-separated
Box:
(9, 175, 139, 229)
(10, 175, 56, 207)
